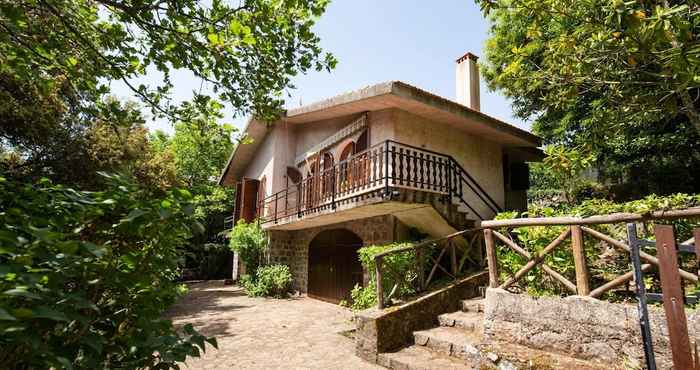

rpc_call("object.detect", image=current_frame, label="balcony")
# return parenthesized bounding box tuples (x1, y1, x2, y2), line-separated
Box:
(254, 140, 501, 230)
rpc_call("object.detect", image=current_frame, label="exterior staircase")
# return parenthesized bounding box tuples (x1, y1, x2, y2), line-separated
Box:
(377, 298, 490, 370)
(375, 298, 611, 370)
(393, 189, 475, 231)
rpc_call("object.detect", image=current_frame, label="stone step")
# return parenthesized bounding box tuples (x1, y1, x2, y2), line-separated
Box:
(377, 345, 474, 370)
(437, 311, 483, 332)
(461, 298, 484, 313)
(410, 326, 612, 370)
(413, 326, 483, 362)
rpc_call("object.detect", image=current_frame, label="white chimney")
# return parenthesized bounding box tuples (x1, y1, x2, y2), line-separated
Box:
(455, 52, 480, 111)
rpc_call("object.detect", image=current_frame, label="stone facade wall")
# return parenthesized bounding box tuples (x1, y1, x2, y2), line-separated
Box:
(484, 288, 700, 369)
(267, 214, 396, 292)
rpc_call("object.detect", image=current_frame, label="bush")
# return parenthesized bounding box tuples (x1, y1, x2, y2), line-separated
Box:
(348, 283, 377, 310)
(242, 264, 293, 298)
(495, 193, 700, 299)
(228, 220, 267, 276)
(0, 174, 215, 369)
(349, 243, 418, 310)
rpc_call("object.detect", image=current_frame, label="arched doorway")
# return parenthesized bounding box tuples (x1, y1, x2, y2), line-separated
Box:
(308, 229, 363, 304)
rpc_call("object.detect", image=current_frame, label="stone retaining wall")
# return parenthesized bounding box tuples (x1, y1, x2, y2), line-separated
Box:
(484, 288, 700, 368)
(355, 272, 488, 363)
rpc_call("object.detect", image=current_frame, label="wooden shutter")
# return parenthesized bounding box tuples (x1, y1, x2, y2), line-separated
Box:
(233, 181, 243, 224)
(240, 178, 260, 222)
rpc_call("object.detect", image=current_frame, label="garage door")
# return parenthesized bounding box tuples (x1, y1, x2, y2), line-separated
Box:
(308, 229, 363, 304)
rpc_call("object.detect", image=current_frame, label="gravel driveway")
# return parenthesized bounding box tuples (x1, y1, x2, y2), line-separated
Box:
(166, 280, 381, 370)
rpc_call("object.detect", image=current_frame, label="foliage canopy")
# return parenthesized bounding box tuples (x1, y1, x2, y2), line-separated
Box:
(1, 0, 336, 121)
(477, 0, 700, 195)
(0, 174, 215, 369)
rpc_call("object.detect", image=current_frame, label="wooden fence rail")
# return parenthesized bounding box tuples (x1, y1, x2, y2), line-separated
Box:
(480, 207, 700, 297)
(374, 229, 482, 309)
(373, 207, 700, 309)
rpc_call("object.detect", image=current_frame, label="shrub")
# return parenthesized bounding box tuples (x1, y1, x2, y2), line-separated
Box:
(349, 282, 377, 310)
(0, 174, 215, 369)
(349, 243, 418, 310)
(228, 220, 267, 276)
(243, 264, 293, 298)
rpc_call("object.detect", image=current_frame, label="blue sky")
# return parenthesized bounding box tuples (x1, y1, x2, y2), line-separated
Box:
(113, 0, 528, 134)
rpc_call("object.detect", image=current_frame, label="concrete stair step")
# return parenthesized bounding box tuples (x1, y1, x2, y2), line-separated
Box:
(377, 345, 474, 370)
(461, 298, 484, 313)
(412, 326, 483, 362)
(437, 311, 483, 332)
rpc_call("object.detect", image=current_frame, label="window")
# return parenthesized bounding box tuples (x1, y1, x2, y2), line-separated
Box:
(356, 130, 368, 153)
(339, 141, 355, 162)
(257, 176, 267, 216)
(286, 167, 302, 186)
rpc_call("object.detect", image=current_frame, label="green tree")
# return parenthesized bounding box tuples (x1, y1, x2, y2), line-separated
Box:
(168, 96, 237, 187)
(1, 0, 337, 185)
(149, 97, 239, 278)
(229, 220, 268, 277)
(478, 0, 700, 133)
(1, 0, 336, 121)
(477, 0, 700, 195)
(87, 117, 181, 191)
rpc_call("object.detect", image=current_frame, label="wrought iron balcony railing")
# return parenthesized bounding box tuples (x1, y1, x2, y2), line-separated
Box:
(255, 140, 501, 226)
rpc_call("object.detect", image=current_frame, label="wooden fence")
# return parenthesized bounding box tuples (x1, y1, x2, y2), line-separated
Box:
(374, 229, 483, 309)
(481, 207, 700, 297)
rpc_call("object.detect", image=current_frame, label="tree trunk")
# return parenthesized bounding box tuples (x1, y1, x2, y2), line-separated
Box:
(679, 90, 700, 135)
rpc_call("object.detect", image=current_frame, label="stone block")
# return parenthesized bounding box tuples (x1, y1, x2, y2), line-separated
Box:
(483, 288, 700, 368)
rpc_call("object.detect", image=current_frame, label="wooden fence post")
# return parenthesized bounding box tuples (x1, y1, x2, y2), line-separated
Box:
(484, 228, 499, 288)
(570, 225, 590, 296)
(450, 239, 458, 278)
(375, 256, 385, 309)
(416, 247, 425, 290)
(655, 224, 693, 370)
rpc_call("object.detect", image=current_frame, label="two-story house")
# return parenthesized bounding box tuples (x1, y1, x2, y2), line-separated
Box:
(219, 52, 542, 303)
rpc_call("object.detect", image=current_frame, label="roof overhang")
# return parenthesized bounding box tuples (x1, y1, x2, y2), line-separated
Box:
(218, 118, 270, 186)
(219, 81, 542, 186)
(285, 81, 541, 147)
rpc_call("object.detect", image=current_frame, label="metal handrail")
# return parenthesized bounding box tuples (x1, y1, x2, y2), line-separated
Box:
(384, 139, 502, 215)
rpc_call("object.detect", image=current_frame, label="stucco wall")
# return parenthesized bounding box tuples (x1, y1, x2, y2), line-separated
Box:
(239, 107, 507, 220)
(267, 215, 396, 292)
(484, 288, 700, 369)
(241, 127, 276, 196)
(292, 114, 364, 164)
(392, 109, 505, 219)
(367, 109, 396, 145)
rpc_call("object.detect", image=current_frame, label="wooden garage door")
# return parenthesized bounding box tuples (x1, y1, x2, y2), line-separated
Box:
(308, 229, 363, 304)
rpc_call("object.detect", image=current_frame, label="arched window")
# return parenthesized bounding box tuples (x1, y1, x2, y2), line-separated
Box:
(322, 152, 334, 170)
(339, 141, 355, 162)
(322, 152, 334, 195)
(356, 130, 368, 153)
(286, 166, 302, 186)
